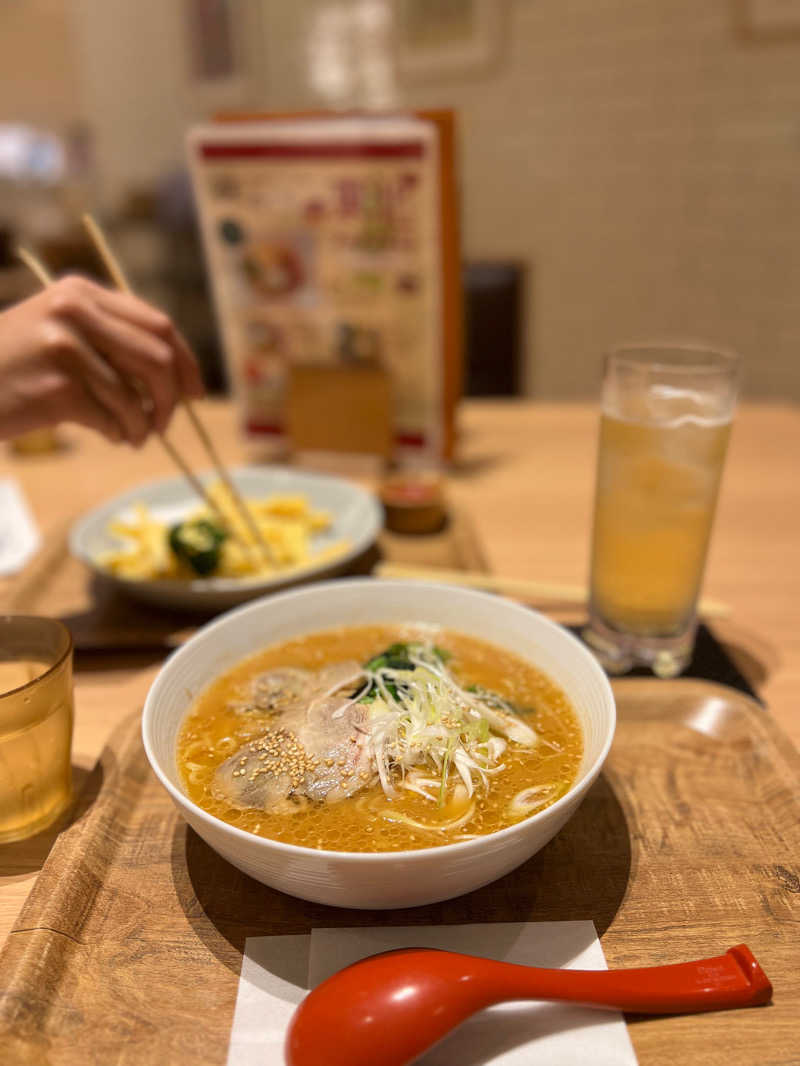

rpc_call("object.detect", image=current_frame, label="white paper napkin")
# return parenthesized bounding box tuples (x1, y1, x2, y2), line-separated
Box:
(0, 479, 40, 577)
(227, 921, 638, 1066)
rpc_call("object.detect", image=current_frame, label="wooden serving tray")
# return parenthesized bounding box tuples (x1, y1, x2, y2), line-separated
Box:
(3, 509, 487, 651)
(0, 680, 797, 1065)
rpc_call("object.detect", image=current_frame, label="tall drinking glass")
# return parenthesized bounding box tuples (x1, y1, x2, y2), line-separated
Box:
(585, 345, 739, 678)
(0, 616, 74, 842)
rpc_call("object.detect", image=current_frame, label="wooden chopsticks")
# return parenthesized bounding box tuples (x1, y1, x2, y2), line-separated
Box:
(14, 233, 273, 567)
(16, 246, 52, 287)
(374, 562, 732, 620)
(16, 243, 243, 552)
(80, 214, 274, 565)
(17, 223, 274, 567)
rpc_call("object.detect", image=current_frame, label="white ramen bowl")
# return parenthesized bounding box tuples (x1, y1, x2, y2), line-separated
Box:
(142, 579, 616, 909)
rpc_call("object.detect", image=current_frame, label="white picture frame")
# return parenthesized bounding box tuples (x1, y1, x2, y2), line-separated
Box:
(394, 0, 505, 81)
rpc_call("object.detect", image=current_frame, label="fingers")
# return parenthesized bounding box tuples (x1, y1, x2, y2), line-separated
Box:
(163, 324, 206, 400)
(48, 277, 206, 435)
(90, 282, 169, 330)
(86, 282, 206, 399)
(40, 320, 150, 445)
(33, 364, 125, 444)
(58, 299, 178, 433)
(67, 385, 127, 443)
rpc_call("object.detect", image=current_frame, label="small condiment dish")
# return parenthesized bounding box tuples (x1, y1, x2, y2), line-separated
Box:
(379, 472, 447, 534)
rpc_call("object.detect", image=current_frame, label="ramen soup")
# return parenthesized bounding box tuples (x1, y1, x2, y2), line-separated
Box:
(177, 625, 583, 852)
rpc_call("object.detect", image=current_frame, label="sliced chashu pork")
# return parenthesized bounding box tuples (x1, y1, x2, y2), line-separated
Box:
(212, 661, 372, 814)
(245, 667, 313, 713)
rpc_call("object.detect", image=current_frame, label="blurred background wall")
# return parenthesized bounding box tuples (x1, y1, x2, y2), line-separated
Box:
(1, 0, 799, 399)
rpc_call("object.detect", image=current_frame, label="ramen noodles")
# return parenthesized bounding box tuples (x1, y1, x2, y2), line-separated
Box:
(177, 625, 583, 852)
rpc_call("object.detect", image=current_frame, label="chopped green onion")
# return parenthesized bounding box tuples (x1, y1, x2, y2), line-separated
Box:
(357, 639, 539, 811)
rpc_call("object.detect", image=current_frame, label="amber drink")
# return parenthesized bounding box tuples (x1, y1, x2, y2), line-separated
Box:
(586, 346, 739, 677)
(0, 617, 73, 842)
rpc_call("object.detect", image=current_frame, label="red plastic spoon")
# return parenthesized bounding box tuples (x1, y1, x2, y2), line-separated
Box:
(285, 944, 771, 1066)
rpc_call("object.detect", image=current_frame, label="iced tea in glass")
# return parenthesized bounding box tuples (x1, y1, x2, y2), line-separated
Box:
(0, 616, 73, 842)
(585, 345, 739, 677)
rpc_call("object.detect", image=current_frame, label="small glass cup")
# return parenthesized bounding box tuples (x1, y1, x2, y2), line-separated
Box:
(0, 616, 74, 843)
(584, 344, 740, 678)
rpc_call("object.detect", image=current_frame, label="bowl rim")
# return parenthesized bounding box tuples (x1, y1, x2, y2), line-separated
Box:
(142, 577, 616, 862)
(69, 465, 383, 593)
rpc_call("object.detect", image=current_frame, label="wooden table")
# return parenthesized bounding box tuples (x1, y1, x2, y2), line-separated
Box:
(444, 401, 800, 749)
(1, 399, 799, 1052)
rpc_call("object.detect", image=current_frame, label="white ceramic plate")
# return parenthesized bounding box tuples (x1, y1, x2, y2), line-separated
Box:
(70, 467, 383, 611)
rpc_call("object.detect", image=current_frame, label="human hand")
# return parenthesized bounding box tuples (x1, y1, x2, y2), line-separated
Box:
(0, 275, 205, 444)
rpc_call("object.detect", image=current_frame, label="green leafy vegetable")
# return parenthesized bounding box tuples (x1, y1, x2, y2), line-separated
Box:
(168, 518, 227, 576)
(364, 643, 417, 672)
(364, 642, 449, 673)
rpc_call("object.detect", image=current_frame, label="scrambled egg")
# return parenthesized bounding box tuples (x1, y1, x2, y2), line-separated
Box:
(100, 482, 347, 581)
